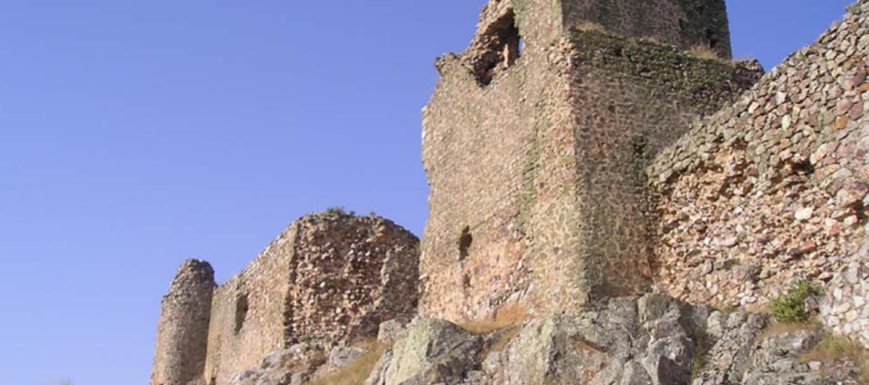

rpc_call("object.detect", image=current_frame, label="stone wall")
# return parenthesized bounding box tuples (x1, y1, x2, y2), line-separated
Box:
(562, 0, 733, 58)
(565, 30, 761, 300)
(648, 1, 869, 312)
(205, 225, 298, 385)
(420, 0, 759, 322)
(421, 0, 573, 322)
(202, 212, 419, 385)
(151, 260, 216, 385)
(283, 213, 420, 345)
(822, 259, 869, 349)
(147, 211, 419, 385)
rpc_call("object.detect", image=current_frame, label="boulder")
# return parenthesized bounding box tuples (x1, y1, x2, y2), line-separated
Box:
(227, 344, 325, 385)
(690, 311, 769, 385)
(378, 319, 408, 344)
(311, 346, 367, 379)
(485, 294, 701, 385)
(365, 318, 482, 385)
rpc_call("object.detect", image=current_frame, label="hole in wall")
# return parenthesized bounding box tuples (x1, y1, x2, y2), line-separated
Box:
(855, 201, 868, 224)
(234, 293, 250, 335)
(473, 10, 523, 86)
(705, 28, 720, 49)
(790, 158, 815, 176)
(632, 137, 648, 158)
(209, 378, 216, 385)
(459, 226, 473, 261)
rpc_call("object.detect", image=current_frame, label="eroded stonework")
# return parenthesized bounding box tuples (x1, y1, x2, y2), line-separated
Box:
(153, 0, 869, 381)
(151, 211, 420, 385)
(151, 260, 216, 385)
(420, 0, 761, 322)
(649, 1, 869, 311)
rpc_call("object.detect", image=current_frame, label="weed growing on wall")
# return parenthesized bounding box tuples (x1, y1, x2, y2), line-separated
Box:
(770, 281, 821, 323)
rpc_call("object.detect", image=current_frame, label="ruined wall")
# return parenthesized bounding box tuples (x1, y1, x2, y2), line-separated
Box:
(202, 211, 419, 385)
(566, 30, 761, 300)
(151, 260, 215, 385)
(420, 0, 574, 322)
(562, 0, 732, 58)
(205, 225, 298, 385)
(420, 0, 758, 322)
(284, 213, 420, 346)
(648, 1, 869, 311)
(822, 259, 869, 349)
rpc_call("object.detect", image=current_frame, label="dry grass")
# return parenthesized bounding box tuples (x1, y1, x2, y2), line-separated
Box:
(487, 326, 522, 353)
(305, 340, 390, 385)
(799, 336, 869, 383)
(638, 36, 662, 44)
(459, 304, 528, 360)
(576, 21, 606, 33)
(689, 44, 722, 61)
(458, 303, 528, 335)
(753, 321, 822, 346)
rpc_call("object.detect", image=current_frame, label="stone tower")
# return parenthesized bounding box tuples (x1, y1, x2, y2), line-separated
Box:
(420, 0, 763, 321)
(151, 259, 216, 385)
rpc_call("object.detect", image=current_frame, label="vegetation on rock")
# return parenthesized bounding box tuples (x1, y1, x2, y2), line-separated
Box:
(770, 281, 821, 323)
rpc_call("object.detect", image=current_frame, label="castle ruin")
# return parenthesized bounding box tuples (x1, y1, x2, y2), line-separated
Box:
(151, 212, 420, 385)
(420, 0, 762, 321)
(151, 0, 869, 383)
(151, 260, 216, 385)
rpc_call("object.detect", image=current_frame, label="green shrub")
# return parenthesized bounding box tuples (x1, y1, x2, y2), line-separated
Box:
(770, 281, 820, 323)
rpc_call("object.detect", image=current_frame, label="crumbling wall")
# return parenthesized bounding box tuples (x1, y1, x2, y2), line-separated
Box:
(561, 0, 732, 58)
(284, 213, 420, 345)
(566, 30, 761, 300)
(204, 225, 298, 385)
(822, 259, 869, 349)
(151, 260, 215, 385)
(420, 0, 758, 322)
(648, 1, 869, 311)
(202, 212, 420, 385)
(421, 0, 578, 322)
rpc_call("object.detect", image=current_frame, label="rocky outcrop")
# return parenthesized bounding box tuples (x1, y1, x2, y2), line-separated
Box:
(361, 294, 860, 385)
(225, 344, 326, 385)
(366, 319, 483, 385)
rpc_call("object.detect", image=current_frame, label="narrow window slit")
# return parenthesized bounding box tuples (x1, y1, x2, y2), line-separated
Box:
(459, 226, 473, 261)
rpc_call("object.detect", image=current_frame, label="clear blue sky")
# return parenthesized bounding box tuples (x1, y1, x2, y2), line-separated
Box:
(0, 1, 855, 384)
